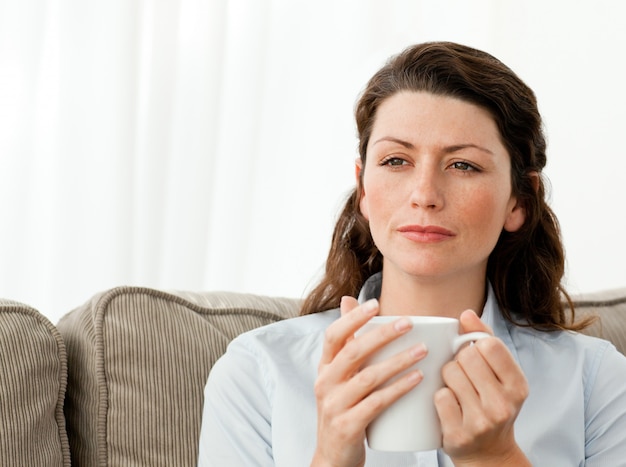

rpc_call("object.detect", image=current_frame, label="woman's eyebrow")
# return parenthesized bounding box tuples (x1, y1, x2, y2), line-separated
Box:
(444, 144, 494, 156)
(372, 136, 415, 149)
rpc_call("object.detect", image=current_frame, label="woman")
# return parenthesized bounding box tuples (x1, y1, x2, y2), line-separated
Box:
(198, 42, 626, 466)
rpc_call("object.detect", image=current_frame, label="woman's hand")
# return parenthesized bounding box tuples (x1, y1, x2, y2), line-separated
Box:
(310, 297, 427, 467)
(435, 310, 531, 466)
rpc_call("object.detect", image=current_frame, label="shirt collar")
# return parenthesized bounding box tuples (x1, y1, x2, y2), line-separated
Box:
(357, 272, 382, 304)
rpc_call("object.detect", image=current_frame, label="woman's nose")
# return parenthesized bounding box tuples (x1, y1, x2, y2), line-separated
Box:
(409, 167, 444, 209)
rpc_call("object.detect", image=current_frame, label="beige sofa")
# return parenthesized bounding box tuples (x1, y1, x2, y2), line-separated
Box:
(1, 286, 625, 466)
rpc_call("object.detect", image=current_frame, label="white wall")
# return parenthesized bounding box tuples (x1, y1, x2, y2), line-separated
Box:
(1, 0, 625, 323)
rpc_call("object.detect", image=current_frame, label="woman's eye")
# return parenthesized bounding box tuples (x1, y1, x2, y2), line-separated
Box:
(450, 161, 477, 171)
(381, 157, 407, 167)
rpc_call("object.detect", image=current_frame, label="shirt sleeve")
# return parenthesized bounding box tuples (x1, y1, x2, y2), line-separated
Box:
(584, 342, 626, 465)
(197, 337, 275, 467)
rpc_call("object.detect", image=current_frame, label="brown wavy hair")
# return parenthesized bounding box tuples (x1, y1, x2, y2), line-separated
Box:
(300, 42, 589, 331)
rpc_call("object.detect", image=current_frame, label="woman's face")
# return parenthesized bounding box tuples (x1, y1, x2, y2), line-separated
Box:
(359, 91, 525, 284)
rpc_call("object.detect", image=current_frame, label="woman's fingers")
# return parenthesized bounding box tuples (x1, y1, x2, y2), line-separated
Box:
(350, 341, 427, 395)
(314, 297, 428, 466)
(322, 314, 418, 389)
(351, 344, 426, 417)
(472, 338, 528, 395)
(434, 386, 463, 432)
(317, 296, 430, 422)
(436, 336, 529, 457)
(340, 295, 360, 316)
(459, 309, 493, 335)
(319, 340, 427, 437)
(318, 298, 379, 367)
(454, 338, 528, 413)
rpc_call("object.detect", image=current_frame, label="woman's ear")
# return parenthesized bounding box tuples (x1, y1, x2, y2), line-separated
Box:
(504, 171, 539, 232)
(355, 158, 369, 220)
(355, 158, 363, 182)
(503, 200, 526, 232)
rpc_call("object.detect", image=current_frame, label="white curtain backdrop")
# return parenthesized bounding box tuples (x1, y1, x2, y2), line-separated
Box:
(1, 0, 625, 323)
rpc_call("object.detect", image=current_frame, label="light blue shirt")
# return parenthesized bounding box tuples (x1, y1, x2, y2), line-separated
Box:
(198, 275, 626, 466)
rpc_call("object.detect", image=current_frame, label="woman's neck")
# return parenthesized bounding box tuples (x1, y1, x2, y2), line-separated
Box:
(377, 270, 487, 319)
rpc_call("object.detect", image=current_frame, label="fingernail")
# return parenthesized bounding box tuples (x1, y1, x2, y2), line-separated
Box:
(407, 370, 423, 384)
(394, 317, 412, 332)
(410, 343, 427, 358)
(361, 298, 379, 314)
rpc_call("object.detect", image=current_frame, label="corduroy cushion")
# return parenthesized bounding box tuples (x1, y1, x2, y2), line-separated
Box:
(575, 287, 626, 355)
(0, 299, 70, 466)
(56, 287, 301, 467)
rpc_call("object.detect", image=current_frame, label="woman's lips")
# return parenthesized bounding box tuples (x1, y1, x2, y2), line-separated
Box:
(397, 225, 456, 243)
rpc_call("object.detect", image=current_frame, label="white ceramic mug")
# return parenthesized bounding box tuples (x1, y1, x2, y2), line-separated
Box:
(356, 316, 490, 452)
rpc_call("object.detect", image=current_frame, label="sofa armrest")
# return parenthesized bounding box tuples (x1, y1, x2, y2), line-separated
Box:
(0, 299, 70, 466)
(574, 287, 626, 355)
(57, 287, 301, 467)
